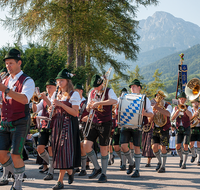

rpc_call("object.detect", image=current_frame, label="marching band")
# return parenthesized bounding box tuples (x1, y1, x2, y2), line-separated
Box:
(0, 48, 200, 190)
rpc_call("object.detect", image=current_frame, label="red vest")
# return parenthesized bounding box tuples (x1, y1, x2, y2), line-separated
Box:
(162, 103, 171, 131)
(175, 105, 190, 129)
(90, 88, 112, 123)
(2, 74, 30, 122)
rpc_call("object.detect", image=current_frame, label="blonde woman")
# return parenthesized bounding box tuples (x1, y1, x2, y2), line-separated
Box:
(49, 68, 81, 189)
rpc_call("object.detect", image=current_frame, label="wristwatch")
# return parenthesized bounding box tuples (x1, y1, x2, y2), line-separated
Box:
(5, 88, 10, 97)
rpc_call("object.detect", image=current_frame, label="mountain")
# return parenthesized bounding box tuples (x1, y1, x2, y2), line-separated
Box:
(140, 44, 200, 93)
(137, 11, 200, 53)
(116, 46, 177, 68)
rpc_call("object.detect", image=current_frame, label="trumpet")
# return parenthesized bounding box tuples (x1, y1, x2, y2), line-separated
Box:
(35, 86, 59, 129)
(178, 104, 187, 112)
(31, 93, 41, 104)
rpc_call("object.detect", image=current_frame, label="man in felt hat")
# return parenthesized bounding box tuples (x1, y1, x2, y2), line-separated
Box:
(151, 90, 173, 173)
(84, 74, 118, 183)
(190, 98, 200, 166)
(171, 92, 192, 169)
(120, 79, 153, 177)
(0, 48, 35, 190)
(32, 78, 57, 180)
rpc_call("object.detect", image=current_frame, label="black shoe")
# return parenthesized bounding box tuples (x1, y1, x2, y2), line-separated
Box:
(88, 168, 102, 179)
(78, 170, 87, 176)
(44, 173, 54, 180)
(75, 168, 80, 173)
(191, 155, 197, 163)
(52, 181, 64, 189)
(39, 165, 44, 170)
(120, 165, 126, 171)
(68, 173, 74, 184)
(39, 168, 49, 173)
(127, 165, 134, 175)
(0, 179, 9, 186)
(108, 160, 111, 165)
(131, 170, 140, 178)
(179, 160, 183, 168)
(145, 163, 151, 167)
(23, 173, 27, 179)
(197, 161, 200, 166)
(156, 163, 161, 171)
(158, 167, 165, 173)
(181, 164, 186, 169)
(86, 165, 90, 170)
(98, 173, 107, 183)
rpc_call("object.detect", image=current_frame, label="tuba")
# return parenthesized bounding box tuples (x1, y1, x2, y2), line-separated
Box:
(152, 90, 167, 127)
(185, 78, 200, 101)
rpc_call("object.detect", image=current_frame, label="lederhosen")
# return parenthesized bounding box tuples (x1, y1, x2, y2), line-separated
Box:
(120, 97, 148, 147)
(86, 88, 112, 146)
(51, 91, 81, 169)
(175, 106, 190, 145)
(0, 74, 31, 155)
(38, 99, 52, 146)
(151, 103, 171, 147)
(190, 108, 200, 142)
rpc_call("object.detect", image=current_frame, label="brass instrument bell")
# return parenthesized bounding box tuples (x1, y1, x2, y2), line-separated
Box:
(185, 78, 200, 101)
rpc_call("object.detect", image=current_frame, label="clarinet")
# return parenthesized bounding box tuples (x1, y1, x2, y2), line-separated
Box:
(46, 85, 59, 129)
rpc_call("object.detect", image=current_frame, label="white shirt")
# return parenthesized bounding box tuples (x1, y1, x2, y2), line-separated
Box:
(171, 105, 192, 125)
(36, 95, 52, 113)
(2, 70, 35, 102)
(87, 88, 118, 105)
(51, 91, 81, 106)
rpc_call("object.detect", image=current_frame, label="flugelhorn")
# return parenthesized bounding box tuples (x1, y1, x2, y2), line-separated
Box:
(185, 78, 200, 101)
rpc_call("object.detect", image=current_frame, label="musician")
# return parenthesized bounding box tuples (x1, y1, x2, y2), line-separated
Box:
(120, 79, 153, 177)
(151, 91, 172, 173)
(74, 83, 88, 176)
(190, 98, 200, 165)
(112, 88, 127, 170)
(0, 48, 35, 190)
(32, 78, 56, 180)
(49, 68, 81, 189)
(84, 74, 118, 183)
(171, 92, 192, 169)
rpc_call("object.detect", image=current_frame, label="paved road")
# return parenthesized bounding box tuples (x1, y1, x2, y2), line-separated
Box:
(1, 154, 200, 190)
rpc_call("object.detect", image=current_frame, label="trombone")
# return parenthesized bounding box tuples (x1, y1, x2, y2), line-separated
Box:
(83, 68, 112, 138)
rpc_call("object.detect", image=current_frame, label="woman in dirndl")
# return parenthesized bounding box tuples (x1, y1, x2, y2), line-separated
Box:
(50, 68, 81, 189)
(142, 123, 155, 167)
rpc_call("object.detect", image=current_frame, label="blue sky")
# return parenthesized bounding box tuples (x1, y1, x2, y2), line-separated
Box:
(0, 0, 200, 48)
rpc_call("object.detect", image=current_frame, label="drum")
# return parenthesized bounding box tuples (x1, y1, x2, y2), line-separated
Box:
(118, 93, 146, 129)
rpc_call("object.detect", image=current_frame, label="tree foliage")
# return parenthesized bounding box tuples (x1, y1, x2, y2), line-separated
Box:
(147, 69, 165, 98)
(0, 0, 158, 78)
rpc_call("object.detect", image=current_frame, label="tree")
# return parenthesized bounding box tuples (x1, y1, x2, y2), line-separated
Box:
(0, 0, 158, 77)
(147, 69, 165, 98)
(110, 73, 122, 97)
